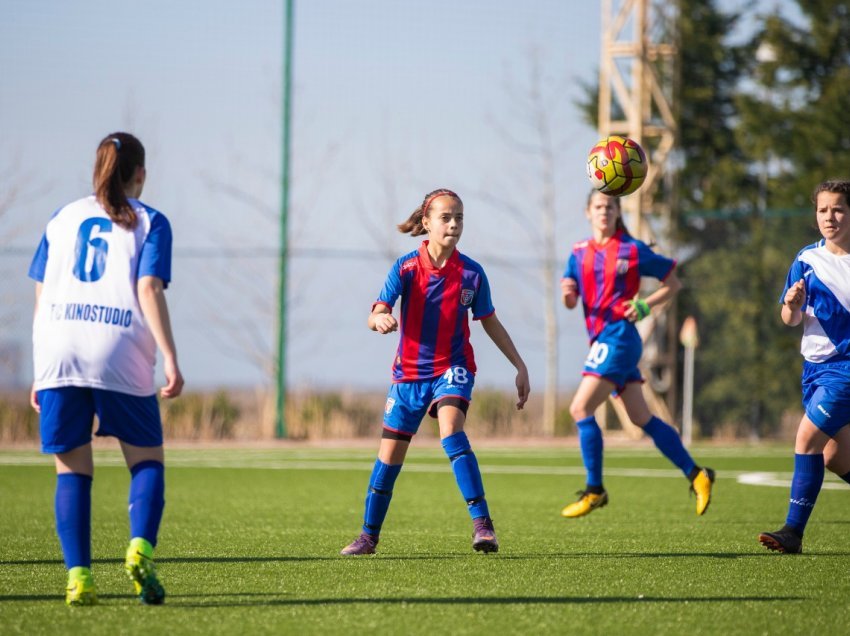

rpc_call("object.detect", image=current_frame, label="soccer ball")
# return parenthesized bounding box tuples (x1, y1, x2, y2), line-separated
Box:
(586, 135, 648, 196)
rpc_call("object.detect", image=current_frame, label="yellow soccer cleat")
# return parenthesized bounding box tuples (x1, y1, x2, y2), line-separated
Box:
(560, 489, 608, 518)
(690, 467, 716, 516)
(65, 566, 97, 607)
(125, 537, 165, 605)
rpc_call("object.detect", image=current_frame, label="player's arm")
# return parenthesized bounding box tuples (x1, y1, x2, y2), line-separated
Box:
(138, 275, 184, 399)
(368, 303, 398, 334)
(561, 277, 579, 309)
(30, 282, 43, 412)
(781, 279, 805, 326)
(480, 313, 530, 410)
(625, 270, 682, 322)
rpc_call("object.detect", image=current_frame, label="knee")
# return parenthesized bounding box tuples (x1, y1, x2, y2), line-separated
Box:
(569, 400, 590, 422)
(441, 430, 471, 460)
(794, 420, 828, 455)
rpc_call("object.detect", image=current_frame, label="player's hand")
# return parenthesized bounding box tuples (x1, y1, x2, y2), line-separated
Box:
(30, 385, 40, 413)
(560, 278, 577, 295)
(561, 278, 578, 308)
(374, 314, 398, 334)
(624, 298, 650, 322)
(515, 366, 530, 410)
(161, 356, 184, 399)
(784, 279, 805, 310)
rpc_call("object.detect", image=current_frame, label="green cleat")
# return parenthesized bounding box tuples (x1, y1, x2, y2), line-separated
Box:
(124, 537, 165, 605)
(65, 566, 97, 607)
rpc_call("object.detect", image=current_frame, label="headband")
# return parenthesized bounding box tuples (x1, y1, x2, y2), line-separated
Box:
(421, 190, 460, 217)
(109, 138, 121, 150)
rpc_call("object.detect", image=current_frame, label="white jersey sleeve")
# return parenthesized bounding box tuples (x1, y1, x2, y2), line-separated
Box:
(786, 242, 850, 363)
(29, 195, 173, 396)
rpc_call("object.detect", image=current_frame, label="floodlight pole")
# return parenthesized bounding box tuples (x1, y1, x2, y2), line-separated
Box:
(275, 0, 295, 439)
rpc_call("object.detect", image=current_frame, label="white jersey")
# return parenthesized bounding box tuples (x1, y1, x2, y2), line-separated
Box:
(29, 195, 173, 396)
(782, 240, 850, 364)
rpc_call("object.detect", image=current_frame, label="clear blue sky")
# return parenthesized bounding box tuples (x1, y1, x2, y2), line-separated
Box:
(0, 0, 792, 392)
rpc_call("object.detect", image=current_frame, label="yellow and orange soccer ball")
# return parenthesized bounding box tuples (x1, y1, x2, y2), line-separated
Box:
(586, 135, 648, 196)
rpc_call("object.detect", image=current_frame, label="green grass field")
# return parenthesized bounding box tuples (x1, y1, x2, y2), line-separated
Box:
(1, 445, 849, 635)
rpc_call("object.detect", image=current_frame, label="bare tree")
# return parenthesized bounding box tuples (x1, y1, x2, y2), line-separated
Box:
(481, 48, 573, 436)
(0, 147, 51, 386)
(196, 134, 341, 387)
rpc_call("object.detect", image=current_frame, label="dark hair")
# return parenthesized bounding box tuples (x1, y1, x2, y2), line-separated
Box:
(586, 189, 630, 237)
(93, 132, 145, 230)
(397, 188, 463, 236)
(812, 179, 850, 208)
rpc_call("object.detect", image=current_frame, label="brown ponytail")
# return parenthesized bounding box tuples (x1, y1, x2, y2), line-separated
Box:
(397, 188, 462, 236)
(614, 215, 631, 237)
(93, 132, 145, 230)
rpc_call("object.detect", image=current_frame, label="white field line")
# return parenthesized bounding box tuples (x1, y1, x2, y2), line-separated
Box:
(736, 471, 846, 491)
(0, 453, 846, 489)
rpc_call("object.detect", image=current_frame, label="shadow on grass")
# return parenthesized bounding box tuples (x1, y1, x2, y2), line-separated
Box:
(4, 549, 850, 567)
(0, 592, 805, 607)
(149, 593, 809, 608)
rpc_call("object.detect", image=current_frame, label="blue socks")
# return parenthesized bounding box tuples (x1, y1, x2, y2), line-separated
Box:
(442, 431, 489, 519)
(362, 459, 402, 536)
(642, 416, 697, 477)
(841, 471, 850, 485)
(785, 453, 824, 536)
(55, 473, 92, 569)
(576, 416, 604, 488)
(128, 460, 165, 546)
(55, 462, 164, 569)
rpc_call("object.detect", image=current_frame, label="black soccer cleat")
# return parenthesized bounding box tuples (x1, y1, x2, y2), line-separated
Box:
(758, 527, 803, 554)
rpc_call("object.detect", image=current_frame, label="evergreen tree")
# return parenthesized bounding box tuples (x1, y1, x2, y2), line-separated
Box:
(574, 1, 850, 437)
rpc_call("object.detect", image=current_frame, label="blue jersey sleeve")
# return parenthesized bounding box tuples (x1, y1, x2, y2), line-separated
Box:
(472, 267, 495, 320)
(636, 240, 676, 280)
(376, 259, 404, 308)
(138, 210, 173, 287)
(563, 251, 578, 281)
(28, 233, 49, 282)
(780, 254, 810, 305)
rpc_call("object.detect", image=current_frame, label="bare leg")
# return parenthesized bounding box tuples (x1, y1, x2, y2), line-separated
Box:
(55, 443, 94, 476)
(823, 425, 850, 475)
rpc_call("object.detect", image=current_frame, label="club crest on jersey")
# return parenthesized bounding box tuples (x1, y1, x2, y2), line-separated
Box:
(385, 397, 396, 414)
(460, 288, 474, 306)
(616, 259, 629, 275)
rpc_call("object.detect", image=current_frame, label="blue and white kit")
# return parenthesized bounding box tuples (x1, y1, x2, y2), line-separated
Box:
(29, 195, 172, 396)
(782, 240, 850, 435)
(29, 195, 172, 452)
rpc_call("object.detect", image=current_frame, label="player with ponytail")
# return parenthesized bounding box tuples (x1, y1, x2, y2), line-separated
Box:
(29, 132, 182, 605)
(559, 190, 715, 520)
(340, 188, 530, 556)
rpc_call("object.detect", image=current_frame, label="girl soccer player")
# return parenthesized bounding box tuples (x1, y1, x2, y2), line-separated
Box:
(559, 191, 714, 519)
(759, 179, 850, 554)
(340, 188, 530, 555)
(29, 132, 183, 605)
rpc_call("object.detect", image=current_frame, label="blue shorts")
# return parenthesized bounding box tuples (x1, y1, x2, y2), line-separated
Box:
(383, 366, 475, 436)
(582, 321, 643, 396)
(801, 360, 850, 437)
(38, 387, 163, 454)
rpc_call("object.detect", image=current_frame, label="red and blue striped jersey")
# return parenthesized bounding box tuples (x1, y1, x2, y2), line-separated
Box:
(375, 241, 495, 382)
(563, 230, 675, 341)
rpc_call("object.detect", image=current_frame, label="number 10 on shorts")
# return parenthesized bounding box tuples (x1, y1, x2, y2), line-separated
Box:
(585, 341, 609, 370)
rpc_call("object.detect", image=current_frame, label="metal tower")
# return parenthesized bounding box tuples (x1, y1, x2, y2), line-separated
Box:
(598, 0, 680, 434)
